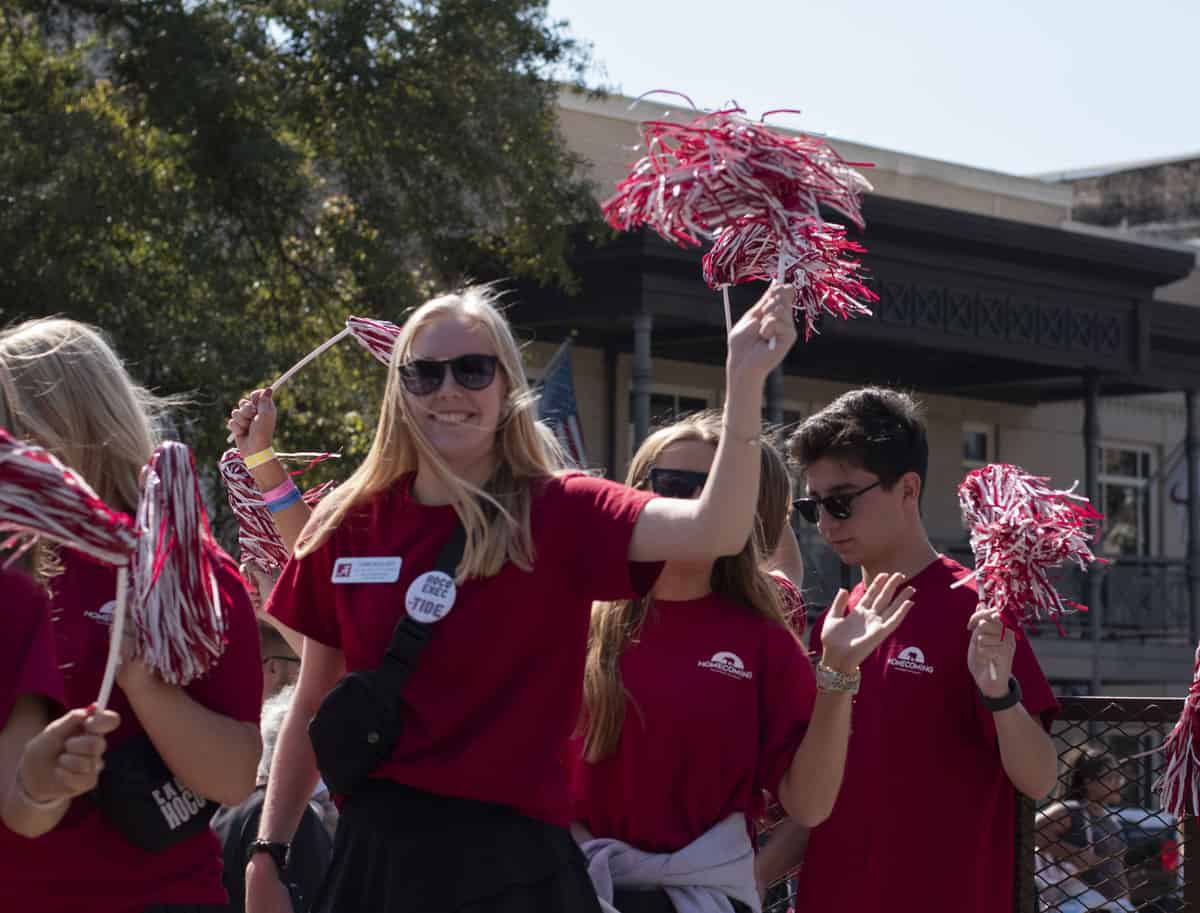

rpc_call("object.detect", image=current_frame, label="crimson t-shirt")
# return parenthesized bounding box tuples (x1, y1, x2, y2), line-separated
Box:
(0, 567, 65, 725)
(0, 551, 263, 913)
(570, 593, 815, 853)
(267, 471, 660, 826)
(793, 556, 1059, 913)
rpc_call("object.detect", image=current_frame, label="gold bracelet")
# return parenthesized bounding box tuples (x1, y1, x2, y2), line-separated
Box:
(814, 661, 862, 695)
(16, 768, 67, 810)
(243, 447, 277, 470)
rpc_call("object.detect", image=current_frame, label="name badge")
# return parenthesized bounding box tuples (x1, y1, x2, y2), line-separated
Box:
(406, 571, 457, 623)
(331, 557, 402, 584)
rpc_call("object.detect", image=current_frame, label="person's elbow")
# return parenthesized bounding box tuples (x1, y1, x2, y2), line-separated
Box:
(778, 777, 835, 828)
(1019, 764, 1058, 802)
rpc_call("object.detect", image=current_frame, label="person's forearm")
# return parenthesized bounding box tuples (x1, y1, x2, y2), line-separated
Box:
(695, 374, 764, 555)
(258, 703, 322, 842)
(247, 459, 312, 554)
(994, 703, 1057, 799)
(124, 680, 260, 806)
(777, 690, 852, 826)
(755, 817, 809, 892)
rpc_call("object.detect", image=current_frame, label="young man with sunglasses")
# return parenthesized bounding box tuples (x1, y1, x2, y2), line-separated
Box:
(787, 387, 1059, 913)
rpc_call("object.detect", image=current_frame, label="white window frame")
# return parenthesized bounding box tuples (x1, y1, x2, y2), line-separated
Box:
(626, 383, 716, 459)
(1098, 442, 1155, 558)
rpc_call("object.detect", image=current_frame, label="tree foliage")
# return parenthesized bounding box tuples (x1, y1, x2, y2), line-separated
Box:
(0, 0, 597, 494)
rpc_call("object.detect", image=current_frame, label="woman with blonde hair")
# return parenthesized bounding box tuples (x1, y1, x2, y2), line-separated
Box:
(570, 413, 913, 913)
(0, 318, 264, 913)
(238, 282, 796, 912)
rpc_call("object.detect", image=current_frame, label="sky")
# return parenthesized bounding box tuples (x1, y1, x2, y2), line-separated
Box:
(546, 0, 1198, 177)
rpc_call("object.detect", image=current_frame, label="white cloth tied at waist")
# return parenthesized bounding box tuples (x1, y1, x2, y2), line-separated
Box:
(571, 812, 762, 913)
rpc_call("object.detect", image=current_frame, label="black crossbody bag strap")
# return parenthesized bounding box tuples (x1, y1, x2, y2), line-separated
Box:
(374, 518, 467, 692)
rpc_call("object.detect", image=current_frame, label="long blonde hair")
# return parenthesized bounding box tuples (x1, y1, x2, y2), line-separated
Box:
(581, 411, 792, 762)
(296, 285, 562, 581)
(0, 318, 172, 515)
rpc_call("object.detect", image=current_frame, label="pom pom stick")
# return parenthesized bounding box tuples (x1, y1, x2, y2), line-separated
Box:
(225, 315, 402, 442)
(127, 442, 225, 688)
(953, 463, 1104, 677)
(1158, 642, 1200, 818)
(219, 448, 337, 576)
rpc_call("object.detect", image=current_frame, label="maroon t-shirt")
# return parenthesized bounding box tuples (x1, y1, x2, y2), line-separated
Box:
(267, 471, 660, 826)
(570, 593, 815, 853)
(0, 552, 263, 913)
(0, 567, 65, 724)
(793, 556, 1059, 913)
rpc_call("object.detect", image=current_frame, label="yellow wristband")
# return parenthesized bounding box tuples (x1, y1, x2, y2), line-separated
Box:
(243, 447, 277, 470)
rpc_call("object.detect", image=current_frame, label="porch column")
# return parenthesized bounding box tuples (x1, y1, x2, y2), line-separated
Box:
(631, 312, 654, 450)
(1187, 390, 1200, 645)
(1083, 373, 1104, 695)
(765, 367, 785, 427)
(604, 343, 618, 480)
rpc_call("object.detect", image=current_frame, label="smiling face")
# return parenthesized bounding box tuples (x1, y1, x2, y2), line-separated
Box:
(802, 456, 918, 569)
(401, 313, 507, 478)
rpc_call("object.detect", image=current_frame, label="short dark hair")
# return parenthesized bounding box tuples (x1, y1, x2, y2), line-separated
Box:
(788, 387, 928, 490)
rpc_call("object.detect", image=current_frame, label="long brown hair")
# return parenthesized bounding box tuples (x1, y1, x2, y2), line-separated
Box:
(581, 411, 794, 762)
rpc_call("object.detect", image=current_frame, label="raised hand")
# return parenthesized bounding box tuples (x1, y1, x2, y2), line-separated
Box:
(726, 283, 797, 383)
(227, 387, 277, 456)
(967, 606, 1017, 697)
(820, 572, 915, 673)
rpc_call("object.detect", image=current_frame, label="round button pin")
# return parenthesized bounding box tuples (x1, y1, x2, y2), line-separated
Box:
(405, 571, 457, 623)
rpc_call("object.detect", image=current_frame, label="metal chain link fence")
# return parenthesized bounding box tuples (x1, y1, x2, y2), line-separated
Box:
(756, 696, 1197, 913)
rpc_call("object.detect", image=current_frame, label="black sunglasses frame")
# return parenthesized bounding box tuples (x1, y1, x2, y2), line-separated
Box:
(793, 480, 883, 524)
(646, 467, 709, 500)
(397, 354, 499, 396)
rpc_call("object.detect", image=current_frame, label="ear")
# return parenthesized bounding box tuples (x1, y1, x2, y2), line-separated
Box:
(901, 471, 922, 504)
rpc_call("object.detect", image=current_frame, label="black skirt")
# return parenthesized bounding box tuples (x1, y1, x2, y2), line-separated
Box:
(313, 779, 601, 913)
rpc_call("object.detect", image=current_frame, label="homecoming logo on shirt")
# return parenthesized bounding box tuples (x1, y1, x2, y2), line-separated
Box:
(697, 651, 753, 680)
(887, 645, 935, 675)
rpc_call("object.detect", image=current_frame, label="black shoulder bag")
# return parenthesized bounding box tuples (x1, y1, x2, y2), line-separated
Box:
(308, 519, 467, 796)
(92, 733, 220, 852)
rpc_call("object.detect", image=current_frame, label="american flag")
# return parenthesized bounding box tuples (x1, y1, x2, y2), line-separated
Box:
(537, 337, 587, 468)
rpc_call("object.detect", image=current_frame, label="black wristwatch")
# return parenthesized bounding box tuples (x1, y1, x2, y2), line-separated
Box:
(979, 676, 1023, 712)
(247, 839, 290, 872)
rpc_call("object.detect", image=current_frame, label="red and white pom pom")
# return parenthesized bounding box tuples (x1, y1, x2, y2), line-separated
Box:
(347, 315, 402, 366)
(957, 463, 1104, 634)
(1158, 642, 1200, 818)
(603, 100, 875, 338)
(219, 448, 337, 576)
(703, 215, 877, 339)
(0, 427, 137, 565)
(129, 442, 226, 686)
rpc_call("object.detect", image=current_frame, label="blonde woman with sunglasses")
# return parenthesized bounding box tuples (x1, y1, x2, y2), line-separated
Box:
(239, 283, 798, 913)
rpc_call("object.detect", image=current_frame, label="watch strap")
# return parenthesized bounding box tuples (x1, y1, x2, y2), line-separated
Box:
(979, 675, 1023, 712)
(247, 839, 290, 871)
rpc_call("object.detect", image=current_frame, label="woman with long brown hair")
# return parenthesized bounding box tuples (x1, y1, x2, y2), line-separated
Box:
(572, 412, 913, 913)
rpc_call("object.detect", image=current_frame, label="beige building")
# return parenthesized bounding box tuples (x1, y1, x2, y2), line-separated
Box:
(518, 90, 1200, 696)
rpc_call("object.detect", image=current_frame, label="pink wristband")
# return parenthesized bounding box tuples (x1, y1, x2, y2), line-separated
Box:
(262, 478, 299, 504)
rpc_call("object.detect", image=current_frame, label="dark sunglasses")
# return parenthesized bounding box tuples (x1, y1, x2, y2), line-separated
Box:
(397, 354, 499, 396)
(793, 480, 882, 524)
(646, 468, 708, 499)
